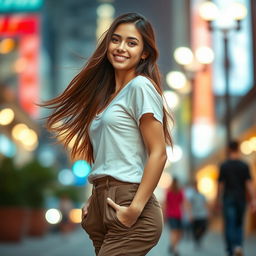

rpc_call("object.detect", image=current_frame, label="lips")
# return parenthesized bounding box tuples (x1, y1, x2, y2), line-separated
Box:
(113, 54, 129, 62)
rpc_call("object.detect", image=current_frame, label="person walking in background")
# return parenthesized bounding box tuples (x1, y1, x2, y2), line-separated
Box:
(182, 183, 194, 240)
(41, 12, 173, 256)
(188, 180, 208, 249)
(59, 195, 73, 235)
(216, 141, 256, 256)
(165, 177, 184, 256)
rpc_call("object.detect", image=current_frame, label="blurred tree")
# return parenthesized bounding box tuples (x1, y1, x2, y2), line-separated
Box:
(0, 157, 25, 206)
(0, 157, 27, 241)
(20, 159, 56, 209)
(54, 185, 83, 204)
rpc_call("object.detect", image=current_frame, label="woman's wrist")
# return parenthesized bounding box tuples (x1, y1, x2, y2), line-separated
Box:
(129, 203, 143, 217)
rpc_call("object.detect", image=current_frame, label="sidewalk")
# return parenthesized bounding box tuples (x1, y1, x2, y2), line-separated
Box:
(149, 226, 256, 256)
(0, 225, 255, 256)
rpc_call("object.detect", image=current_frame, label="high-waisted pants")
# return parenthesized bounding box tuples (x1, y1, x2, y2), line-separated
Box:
(81, 176, 163, 256)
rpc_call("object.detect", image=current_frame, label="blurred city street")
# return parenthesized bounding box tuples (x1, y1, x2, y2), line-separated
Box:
(1, 0, 256, 255)
(0, 225, 256, 256)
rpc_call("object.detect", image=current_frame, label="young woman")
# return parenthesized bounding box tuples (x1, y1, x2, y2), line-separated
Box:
(42, 13, 173, 256)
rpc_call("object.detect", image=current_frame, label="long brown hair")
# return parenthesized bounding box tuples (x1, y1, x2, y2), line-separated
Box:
(41, 13, 173, 163)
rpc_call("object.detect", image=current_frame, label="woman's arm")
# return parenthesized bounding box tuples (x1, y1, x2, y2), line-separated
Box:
(130, 113, 167, 212)
(107, 113, 167, 227)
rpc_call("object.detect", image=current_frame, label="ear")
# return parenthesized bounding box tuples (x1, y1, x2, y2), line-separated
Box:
(141, 51, 149, 60)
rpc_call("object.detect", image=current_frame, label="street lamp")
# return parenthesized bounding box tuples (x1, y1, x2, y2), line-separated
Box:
(173, 46, 214, 176)
(199, 1, 247, 157)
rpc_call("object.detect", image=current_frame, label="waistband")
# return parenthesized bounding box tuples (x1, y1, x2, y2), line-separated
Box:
(92, 176, 139, 189)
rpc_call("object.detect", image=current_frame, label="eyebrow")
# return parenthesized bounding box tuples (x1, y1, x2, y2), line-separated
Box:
(112, 33, 139, 42)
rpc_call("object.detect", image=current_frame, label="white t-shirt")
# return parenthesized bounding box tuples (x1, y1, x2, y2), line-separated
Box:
(88, 75, 164, 183)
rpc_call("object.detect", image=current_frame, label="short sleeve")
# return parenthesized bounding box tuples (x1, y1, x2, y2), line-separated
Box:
(127, 77, 163, 126)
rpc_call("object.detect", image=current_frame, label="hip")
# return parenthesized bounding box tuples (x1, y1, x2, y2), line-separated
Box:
(82, 176, 163, 237)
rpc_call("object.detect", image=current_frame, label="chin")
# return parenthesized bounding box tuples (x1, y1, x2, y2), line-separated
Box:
(112, 63, 129, 70)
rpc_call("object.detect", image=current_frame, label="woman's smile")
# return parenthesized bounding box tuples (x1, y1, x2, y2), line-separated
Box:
(113, 54, 129, 62)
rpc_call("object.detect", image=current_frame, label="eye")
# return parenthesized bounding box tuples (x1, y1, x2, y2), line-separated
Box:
(128, 41, 137, 47)
(111, 37, 119, 43)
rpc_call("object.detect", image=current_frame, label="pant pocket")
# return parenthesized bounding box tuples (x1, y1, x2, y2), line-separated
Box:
(105, 185, 135, 230)
(81, 193, 94, 232)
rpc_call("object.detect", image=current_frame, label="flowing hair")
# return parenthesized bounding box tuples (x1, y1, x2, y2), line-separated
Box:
(40, 13, 173, 163)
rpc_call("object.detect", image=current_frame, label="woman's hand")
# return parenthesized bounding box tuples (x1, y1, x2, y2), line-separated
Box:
(107, 197, 141, 228)
(81, 196, 92, 220)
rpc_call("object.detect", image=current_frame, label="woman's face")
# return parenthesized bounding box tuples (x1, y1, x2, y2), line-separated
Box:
(107, 23, 147, 74)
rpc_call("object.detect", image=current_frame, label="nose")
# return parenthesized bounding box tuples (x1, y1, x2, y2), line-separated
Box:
(117, 41, 126, 52)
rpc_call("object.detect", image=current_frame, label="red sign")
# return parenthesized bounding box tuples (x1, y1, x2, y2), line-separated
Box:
(0, 15, 39, 35)
(0, 15, 40, 118)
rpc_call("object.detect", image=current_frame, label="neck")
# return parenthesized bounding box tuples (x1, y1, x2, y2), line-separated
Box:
(229, 151, 240, 159)
(114, 70, 137, 92)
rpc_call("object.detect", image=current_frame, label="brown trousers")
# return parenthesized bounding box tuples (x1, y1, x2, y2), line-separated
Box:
(81, 176, 163, 256)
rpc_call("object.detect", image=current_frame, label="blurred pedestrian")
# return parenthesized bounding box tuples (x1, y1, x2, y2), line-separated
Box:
(165, 177, 184, 256)
(182, 183, 194, 240)
(216, 140, 256, 256)
(59, 195, 73, 235)
(188, 181, 208, 249)
(42, 13, 173, 256)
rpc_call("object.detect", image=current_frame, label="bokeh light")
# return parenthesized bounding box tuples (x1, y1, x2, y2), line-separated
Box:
(58, 169, 75, 186)
(163, 90, 180, 110)
(69, 209, 82, 223)
(198, 177, 214, 197)
(0, 38, 15, 54)
(199, 1, 219, 21)
(249, 137, 256, 152)
(0, 134, 16, 157)
(96, 3, 115, 40)
(12, 123, 29, 140)
(166, 145, 183, 163)
(72, 160, 91, 178)
(0, 108, 15, 126)
(166, 71, 187, 90)
(195, 46, 214, 64)
(11, 123, 38, 151)
(45, 208, 62, 224)
(38, 147, 55, 167)
(174, 47, 193, 66)
(13, 58, 28, 73)
(97, 3, 115, 18)
(240, 140, 253, 155)
(229, 2, 247, 21)
(192, 122, 215, 158)
(196, 165, 218, 201)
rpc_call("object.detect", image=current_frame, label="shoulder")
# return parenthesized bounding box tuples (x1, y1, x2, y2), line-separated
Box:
(220, 160, 230, 169)
(130, 75, 160, 95)
(238, 159, 249, 168)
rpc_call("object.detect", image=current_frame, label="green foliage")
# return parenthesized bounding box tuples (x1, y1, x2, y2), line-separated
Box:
(0, 158, 25, 206)
(53, 186, 83, 204)
(20, 160, 56, 209)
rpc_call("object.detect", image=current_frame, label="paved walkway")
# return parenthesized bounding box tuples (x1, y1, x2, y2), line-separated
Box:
(0, 225, 255, 256)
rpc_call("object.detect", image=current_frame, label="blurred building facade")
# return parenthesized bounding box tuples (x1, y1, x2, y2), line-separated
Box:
(188, 0, 256, 234)
(1, 0, 255, 233)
